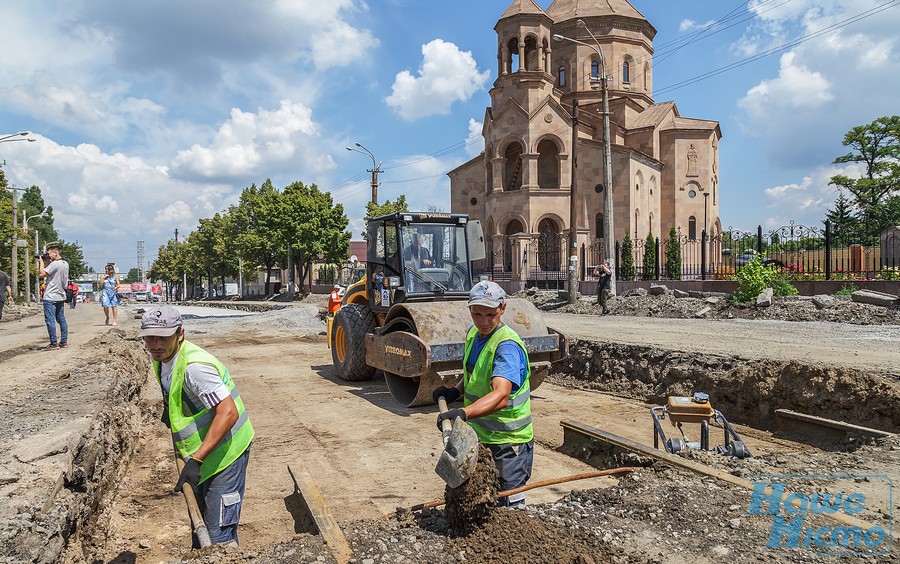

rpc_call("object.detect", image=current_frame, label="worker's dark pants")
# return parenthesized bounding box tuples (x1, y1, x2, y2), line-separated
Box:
(194, 445, 251, 547)
(488, 440, 534, 507)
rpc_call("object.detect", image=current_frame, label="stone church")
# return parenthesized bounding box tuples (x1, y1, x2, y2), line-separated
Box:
(449, 0, 721, 282)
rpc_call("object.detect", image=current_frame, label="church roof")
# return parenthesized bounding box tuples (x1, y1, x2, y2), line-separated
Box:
(499, 0, 548, 20)
(546, 0, 646, 21)
(629, 101, 676, 129)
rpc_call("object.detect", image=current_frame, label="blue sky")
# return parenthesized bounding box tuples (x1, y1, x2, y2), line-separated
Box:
(1, 0, 898, 273)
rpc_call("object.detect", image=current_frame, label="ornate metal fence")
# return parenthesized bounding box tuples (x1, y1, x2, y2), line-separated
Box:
(474, 220, 897, 284)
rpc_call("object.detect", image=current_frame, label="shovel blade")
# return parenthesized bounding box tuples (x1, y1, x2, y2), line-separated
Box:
(435, 418, 480, 488)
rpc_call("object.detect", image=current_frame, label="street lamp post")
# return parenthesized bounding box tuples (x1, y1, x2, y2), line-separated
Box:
(553, 20, 616, 300)
(346, 143, 382, 205)
(22, 211, 45, 303)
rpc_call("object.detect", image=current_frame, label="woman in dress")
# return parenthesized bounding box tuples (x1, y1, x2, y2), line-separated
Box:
(99, 264, 121, 326)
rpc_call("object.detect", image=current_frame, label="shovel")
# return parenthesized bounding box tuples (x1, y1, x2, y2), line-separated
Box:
(434, 396, 480, 489)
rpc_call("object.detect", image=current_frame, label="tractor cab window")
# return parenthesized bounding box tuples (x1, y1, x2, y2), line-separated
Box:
(400, 223, 472, 295)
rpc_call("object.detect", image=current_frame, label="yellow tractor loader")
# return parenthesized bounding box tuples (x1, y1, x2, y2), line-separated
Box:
(328, 212, 568, 407)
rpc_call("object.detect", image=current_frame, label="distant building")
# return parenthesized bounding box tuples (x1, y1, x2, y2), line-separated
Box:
(449, 0, 722, 281)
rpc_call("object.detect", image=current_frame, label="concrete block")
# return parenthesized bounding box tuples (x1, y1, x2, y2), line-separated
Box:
(851, 289, 899, 307)
(756, 288, 773, 307)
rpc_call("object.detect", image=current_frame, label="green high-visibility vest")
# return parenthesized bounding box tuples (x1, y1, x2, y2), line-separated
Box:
(462, 324, 533, 445)
(155, 340, 254, 484)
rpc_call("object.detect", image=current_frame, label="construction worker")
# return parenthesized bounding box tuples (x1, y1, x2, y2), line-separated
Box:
(433, 281, 533, 507)
(327, 284, 342, 315)
(139, 305, 254, 547)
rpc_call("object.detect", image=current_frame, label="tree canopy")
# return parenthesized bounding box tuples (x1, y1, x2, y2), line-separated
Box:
(828, 115, 900, 244)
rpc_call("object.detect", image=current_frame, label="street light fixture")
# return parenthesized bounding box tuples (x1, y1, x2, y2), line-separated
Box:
(346, 143, 383, 205)
(0, 131, 35, 144)
(553, 20, 616, 301)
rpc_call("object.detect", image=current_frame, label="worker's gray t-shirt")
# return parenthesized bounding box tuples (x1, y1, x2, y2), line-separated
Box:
(43, 260, 69, 302)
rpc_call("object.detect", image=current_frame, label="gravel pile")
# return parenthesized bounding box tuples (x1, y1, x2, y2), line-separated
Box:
(520, 288, 900, 325)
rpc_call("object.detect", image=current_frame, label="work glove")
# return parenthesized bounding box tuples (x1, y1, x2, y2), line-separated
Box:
(436, 408, 467, 431)
(432, 386, 461, 405)
(174, 457, 202, 493)
(160, 405, 170, 427)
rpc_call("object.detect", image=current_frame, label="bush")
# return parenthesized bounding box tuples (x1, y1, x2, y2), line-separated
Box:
(879, 266, 900, 281)
(835, 283, 857, 296)
(665, 227, 682, 280)
(620, 234, 635, 281)
(731, 255, 798, 302)
(642, 232, 657, 280)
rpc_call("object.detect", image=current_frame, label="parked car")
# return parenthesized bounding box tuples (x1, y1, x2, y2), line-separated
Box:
(735, 250, 785, 268)
(134, 292, 149, 302)
(734, 251, 758, 266)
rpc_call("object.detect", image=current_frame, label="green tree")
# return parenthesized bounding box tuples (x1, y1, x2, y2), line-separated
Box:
(620, 233, 635, 281)
(57, 240, 86, 279)
(641, 232, 657, 280)
(277, 181, 350, 295)
(665, 227, 682, 280)
(824, 191, 861, 247)
(150, 238, 188, 299)
(122, 268, 141, 283)
(829, 115, 900, 244)
(230, 179, 281, 294)
(363, 195, 408, 239)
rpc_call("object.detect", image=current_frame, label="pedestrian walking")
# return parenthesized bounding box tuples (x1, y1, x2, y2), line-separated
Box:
(99, 264, 121, 325)
(0, 268, 11, 322)
(593, 260, 612, 314)
(66, 280, 79, 309)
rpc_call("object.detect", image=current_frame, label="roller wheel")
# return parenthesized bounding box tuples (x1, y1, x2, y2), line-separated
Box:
(666, 437, 686, 454)
(331, 304, 377, 381)
(727, 440, 751, 459)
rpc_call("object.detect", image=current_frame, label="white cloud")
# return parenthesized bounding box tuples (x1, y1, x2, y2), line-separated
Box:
(679, 19, 718, 33)
(735, 1, 900, 169)
(308, 20, 380, 71)
(760, 162, 865, 229)
(465, 119, 484, 158)
(386, 39, 490, 121)
(171, 100, 334, 181)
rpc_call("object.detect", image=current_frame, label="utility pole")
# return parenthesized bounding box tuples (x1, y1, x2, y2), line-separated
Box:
(568, 100, 579, 304)
(10, 185, 20, 300)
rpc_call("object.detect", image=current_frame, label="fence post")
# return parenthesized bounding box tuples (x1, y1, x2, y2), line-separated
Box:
(615, 240, 620, 281)
(701, 230, 707, 281)
(824, 220, 832, 281)
(580, 243, 586, 281)
(654, 237, 661, 281)
(757, 225, 763, 255)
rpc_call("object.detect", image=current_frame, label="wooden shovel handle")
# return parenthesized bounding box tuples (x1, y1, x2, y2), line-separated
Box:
(438, 396, 453, 441)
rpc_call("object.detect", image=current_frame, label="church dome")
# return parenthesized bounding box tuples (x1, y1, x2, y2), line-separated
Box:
(545, 0, 647, 22)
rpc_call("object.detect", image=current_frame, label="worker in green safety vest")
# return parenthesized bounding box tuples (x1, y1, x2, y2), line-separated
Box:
(433, 281, 533, 507)
(139, 305, 254, 546)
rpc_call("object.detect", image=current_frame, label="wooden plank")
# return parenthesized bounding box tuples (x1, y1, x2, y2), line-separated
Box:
(560, 419, 897, 542)
(775, 409, 895, 441)
(287, 464, 352, 564)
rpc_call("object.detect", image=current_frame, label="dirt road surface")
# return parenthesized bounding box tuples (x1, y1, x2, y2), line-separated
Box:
(1, 299, 898, 563)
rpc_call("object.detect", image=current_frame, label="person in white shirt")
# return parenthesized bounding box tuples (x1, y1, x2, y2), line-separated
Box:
(37, 244, 69, 350)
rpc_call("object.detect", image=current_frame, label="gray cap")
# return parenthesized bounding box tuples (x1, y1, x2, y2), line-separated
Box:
(137, 305, 183, 337)
(468, 281, 506, 308)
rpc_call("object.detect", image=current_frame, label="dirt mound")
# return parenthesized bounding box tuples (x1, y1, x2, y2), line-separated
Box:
(523, 289, 900, 325)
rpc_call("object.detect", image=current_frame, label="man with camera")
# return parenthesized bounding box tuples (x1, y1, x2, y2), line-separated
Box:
(37, 243, 69, 350)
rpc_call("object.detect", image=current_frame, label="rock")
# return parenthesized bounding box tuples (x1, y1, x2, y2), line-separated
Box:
(649, 284, 668, 295)
(694, 307, 711, 319)
(688, 290, 704, 298)
(623, 288, 648, 297)
(812, 295, 834, 310)
(851, 289, 899, 307)
(728, 518, 741, 529)
(673, 289, 689, 298)
(138, 539, 151, 549)
(704, 297, 720, 305)
(756, 288, 773, 307)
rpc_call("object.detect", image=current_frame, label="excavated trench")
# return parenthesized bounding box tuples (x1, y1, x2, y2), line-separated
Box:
(552, 338, 900, 435)
(6, 329, 899, 563)
(0, 332, 151, 564)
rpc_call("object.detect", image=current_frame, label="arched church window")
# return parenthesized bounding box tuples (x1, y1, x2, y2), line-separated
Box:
(623, 61, 630, 83)
(591, 60, 600, 79)
(688, 216, 697, 241)
(558, 66, 566, 87)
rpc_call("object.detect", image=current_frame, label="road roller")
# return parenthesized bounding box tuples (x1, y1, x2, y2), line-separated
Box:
(327, 211, 568, 407)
